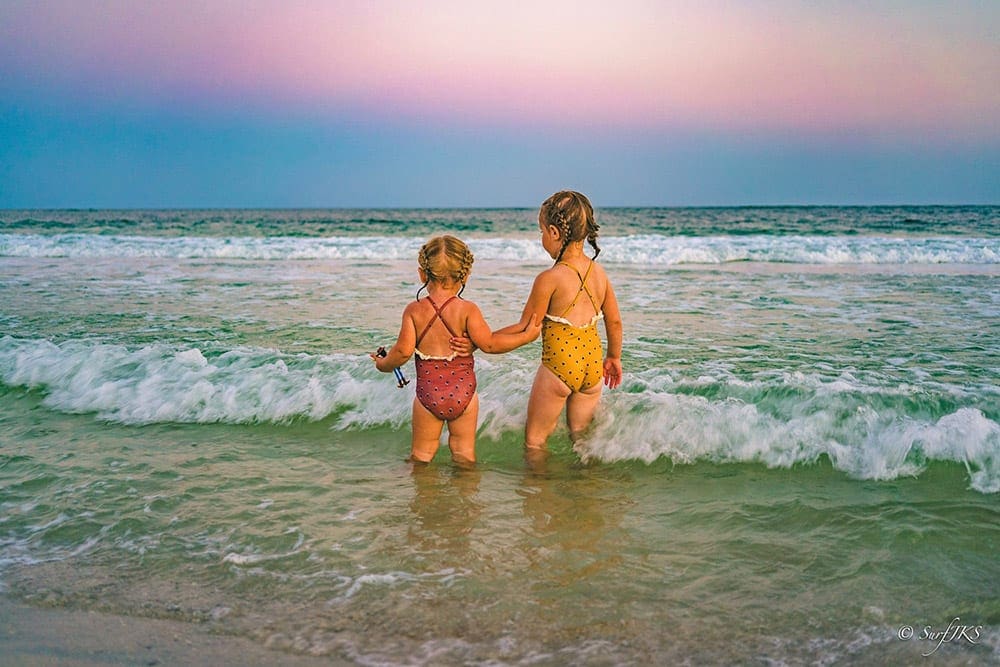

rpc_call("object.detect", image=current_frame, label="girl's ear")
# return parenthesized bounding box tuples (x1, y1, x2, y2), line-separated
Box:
(546, 224, 561, 241)
(418, 267, 427, 283)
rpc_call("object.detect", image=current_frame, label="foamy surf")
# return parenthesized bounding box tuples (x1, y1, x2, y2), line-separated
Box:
(2, 335, 996, 492)
(1, 232, 997, 264)
(0, 336, 396, 426)
(584, 380, 999, 494)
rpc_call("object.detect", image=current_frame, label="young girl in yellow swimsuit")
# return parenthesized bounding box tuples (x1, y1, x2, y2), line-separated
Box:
(495, 191, 623, 459)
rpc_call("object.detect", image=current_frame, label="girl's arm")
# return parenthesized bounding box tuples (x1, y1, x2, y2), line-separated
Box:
(465, 304, 540, 353)
(601, 280, 623, 388)
(372, 306, 416, 371)
(450, 272, 554, 352)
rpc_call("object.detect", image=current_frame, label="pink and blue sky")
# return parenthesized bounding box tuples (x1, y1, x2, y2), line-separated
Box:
(1, 0, 997, 207)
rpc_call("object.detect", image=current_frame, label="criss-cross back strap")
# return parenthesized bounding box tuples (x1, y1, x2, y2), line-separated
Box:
(557, 260, 600, 317)
(414, 295, 459, 347)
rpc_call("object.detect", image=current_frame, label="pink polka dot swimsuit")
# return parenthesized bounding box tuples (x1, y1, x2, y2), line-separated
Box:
(413, 296, 477, 421)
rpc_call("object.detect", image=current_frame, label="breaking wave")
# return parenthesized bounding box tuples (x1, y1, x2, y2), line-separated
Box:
(2, 336, 996, 493)
(1, 233, 997, 265)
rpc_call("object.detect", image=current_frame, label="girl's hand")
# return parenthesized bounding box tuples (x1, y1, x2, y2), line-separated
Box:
(603, 357, 622, 389)
(449, 335, 476, 355)
(521, 313, 542, 341)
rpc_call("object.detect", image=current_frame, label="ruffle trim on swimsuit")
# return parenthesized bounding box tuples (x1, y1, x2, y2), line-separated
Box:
(544, 312, 604, 328)
(414, 349, 461, 361)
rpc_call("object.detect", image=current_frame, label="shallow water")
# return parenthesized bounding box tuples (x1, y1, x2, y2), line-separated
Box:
(1, 207, 998, 664)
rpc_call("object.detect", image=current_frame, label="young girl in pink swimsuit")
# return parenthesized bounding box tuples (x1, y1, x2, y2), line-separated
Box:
(372, 235, 540, 466)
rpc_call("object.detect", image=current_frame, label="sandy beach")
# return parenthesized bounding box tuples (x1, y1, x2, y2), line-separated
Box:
(0, 596, 347, 667)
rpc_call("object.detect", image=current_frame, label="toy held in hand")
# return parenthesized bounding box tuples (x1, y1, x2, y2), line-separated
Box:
(376, 346, 410, 388)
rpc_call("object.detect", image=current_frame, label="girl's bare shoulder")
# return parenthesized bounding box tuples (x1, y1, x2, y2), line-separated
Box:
(537, 264, 567, 283)
(528, 267, 565, 297)
(590, 260, 612, 283)
(402, 299, 430, 325)
(455, 298, 482, 317)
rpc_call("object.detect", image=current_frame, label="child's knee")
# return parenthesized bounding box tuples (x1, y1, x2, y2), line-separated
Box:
(524, 419, 548, 446)
(410, 440, 440, 463)
(524, 431, 549, 450)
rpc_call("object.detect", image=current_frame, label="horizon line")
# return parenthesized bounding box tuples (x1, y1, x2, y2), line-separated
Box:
(3, 202, 999, 212)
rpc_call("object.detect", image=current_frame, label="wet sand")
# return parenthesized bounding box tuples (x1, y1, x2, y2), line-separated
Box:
(0, 596, 346, 666)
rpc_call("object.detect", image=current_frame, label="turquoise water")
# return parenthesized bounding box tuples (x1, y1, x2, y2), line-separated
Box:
(1, 207, 998, 664)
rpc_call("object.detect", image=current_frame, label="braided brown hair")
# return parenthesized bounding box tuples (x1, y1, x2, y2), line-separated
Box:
(415, 235, 475, 300)
(539, 190, 601, 263)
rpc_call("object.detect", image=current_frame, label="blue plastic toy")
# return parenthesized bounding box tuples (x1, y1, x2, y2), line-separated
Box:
(376, 346, 409, 388)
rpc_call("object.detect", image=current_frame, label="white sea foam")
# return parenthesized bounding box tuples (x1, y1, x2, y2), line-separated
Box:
(2, 336, 997, 492)
(613, 234, 1000, 265)
(0, 336, 388, 426)
(579, 373, 1000, 494)
(1, 233, 997, 264)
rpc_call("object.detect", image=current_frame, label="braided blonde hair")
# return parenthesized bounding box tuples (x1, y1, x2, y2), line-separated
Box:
(416, 235, 475, 299)
(539, 190, 601, 263)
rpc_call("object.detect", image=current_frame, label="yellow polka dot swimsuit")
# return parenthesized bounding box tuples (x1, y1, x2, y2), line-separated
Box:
(541, 260, 604, 392)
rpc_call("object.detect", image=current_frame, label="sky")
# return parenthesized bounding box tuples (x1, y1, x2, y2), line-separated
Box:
(1, 0, 998, 207)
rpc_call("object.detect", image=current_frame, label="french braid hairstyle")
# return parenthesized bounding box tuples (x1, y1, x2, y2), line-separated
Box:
(539, 190, 601, 263)
(415, 235, 475, 300)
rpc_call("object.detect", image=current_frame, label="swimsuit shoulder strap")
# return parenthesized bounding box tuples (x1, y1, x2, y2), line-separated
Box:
(414, 295, 460, 346)
(556, 260, 601, 317)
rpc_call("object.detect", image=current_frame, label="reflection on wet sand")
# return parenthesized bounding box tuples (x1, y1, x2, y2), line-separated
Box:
(406, 463, 484, 568)
(517, 456, 629, 588)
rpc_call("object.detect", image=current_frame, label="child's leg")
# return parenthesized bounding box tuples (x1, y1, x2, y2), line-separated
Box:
(566, 382, 602, 442)
(524, 365, 571, 450)
(411, 398, 445, 463)
(444, 393, 479, 468)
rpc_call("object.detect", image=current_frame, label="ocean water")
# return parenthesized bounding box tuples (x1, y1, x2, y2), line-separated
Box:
(1, 206, 998, 665)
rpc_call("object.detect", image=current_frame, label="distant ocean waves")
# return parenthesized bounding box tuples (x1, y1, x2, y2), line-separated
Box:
(2, 336, 996, 493)
(1, 233, 998, 264)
